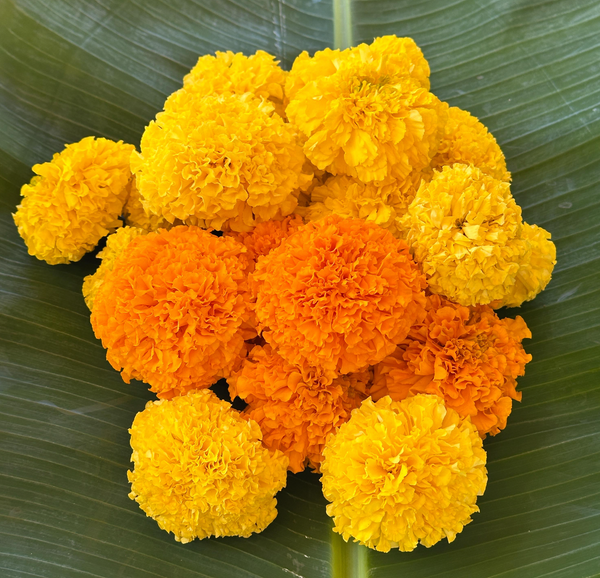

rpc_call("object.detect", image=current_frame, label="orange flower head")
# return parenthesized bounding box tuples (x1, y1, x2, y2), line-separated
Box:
(371, 294, 532, 436)
(226, 214, 305, 267)
(229, 345, 372, 473)
(91, 226, 251, 399)
(82, 225, 146, 311)
(252, 215, 427, 376)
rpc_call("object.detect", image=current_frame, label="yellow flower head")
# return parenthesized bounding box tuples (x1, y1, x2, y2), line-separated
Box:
(286, 36, 444, 183)
(180, 50, 287, 116)
(321, 394, 487, 552)
(13, 136, 133, 264)
(123, 178, 173, 232)
(431, 106, 511, 182)
(305, 173, 422, 237)
(131, 91, 312, 232)
(285, 36, 430, 103)
(82, 226, 146, 311)
(403, 164, 528, 306)
(500, 222, 556, 307)
(128, 389, 288, 543)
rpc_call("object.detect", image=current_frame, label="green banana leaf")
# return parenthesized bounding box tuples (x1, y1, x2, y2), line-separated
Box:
(1, 0, 599, 576)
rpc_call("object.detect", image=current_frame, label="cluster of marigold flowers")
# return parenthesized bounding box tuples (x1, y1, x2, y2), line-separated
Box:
(13, 36, 556, 553)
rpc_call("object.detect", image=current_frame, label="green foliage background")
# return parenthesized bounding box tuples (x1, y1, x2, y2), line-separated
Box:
(1, 1, 599, 576)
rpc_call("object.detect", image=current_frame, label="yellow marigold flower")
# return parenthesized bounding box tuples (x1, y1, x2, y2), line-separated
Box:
(286, 36, 444, 183)
(285, 47, 342, 104)
(321, 394, 487, 552)
(91, 226, 251, 399)
(304, 173, 422, 237)
(500, 223, 556, 307)
(371, 294, 532, 437)
(82, 226, 146, 311)
(295, 165, 330, 209)
(123, 178, 173, 232)
(251, 215, 427, 377)
(285, 36, 430, 103)
(131, 91, 311, 232)
(179, 50, 287, 117)
(229, 344, 372, 473)
(13, 136, 133, 265)
(403, 164, 527, 306)
(431, 106, 511, 182)
(128, 389, 288, 543)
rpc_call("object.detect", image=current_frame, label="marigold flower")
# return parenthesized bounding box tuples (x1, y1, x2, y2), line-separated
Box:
(224, 217, 305, 335)
(123, 178, 173, 232)
(128, 389, 288, 543)
(500, 223, 556, 308)
(321, 394, 487, 552)
(82, 226, 146, 311)
(285, 36, 430, 103)
(131, 91, 312, 232)
(13, 136, 133, 264)
(286, 36, 445, 183)
(252, 215, 427, 376)
(431, 106, 511, 182)
(403, 164, 530, 306)
(229, 344, 372, 473)
(371, 294, 531, 436)
(91, 226, 251, 398)
(304, 173, 422, 237)
(226, 214, 304, 266)
(295, 166, 330, 208)
(179, 50, 287, 116)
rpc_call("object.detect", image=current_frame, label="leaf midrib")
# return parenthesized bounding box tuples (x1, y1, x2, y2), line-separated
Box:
(330, 7, 372, 578)
(333, 0, 353, 50)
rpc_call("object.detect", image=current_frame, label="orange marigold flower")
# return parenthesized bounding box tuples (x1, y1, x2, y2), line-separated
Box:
(371, 294, 532, 436)
(286, 36, 445, 183)
(82, 226, 146, 311)
(91, 226, 251, 399)
(252, 215, 427, 376)
(180, 50, 287, 116)
(229, 344, 372, 473)
(321, 394, 487, 552)
(226, 214, 305, 266)
(431, 106, 511, 182)
(13, 136, 133, 264)
(131, 91, 312, 233)
(128, 389, 288, 543)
